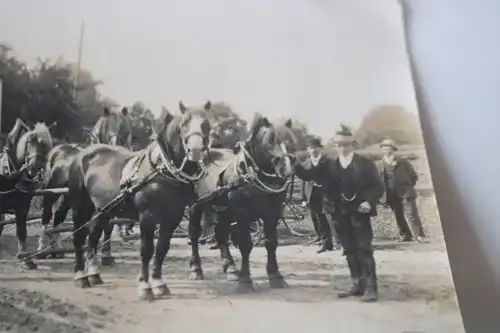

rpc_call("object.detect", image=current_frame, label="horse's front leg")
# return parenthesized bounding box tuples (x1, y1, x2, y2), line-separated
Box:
(72, 208, 91, 288)
(215, 212, 238, 280)
(49, 194, 71, 259)
(100, 220, 115, 266)
(263, 211, 288, 289)
(232, 215, 255, 292)
(86, 215, 107, 286)
(137, 212, 156, 301)
(188, 204, 204, 280)
(16, 199, 37, 270)
(37, 193, 59, 259)
(150, 211, 181, 298)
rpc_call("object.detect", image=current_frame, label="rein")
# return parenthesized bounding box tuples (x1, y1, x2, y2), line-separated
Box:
(233, 141, 290, 194)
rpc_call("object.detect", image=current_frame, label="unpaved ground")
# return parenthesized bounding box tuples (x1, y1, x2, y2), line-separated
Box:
(0, 224, 463, 333)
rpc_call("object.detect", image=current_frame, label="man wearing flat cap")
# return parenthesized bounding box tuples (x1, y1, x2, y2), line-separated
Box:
(296, 137, 339, 253)
(323, 125, 384, 302)
(378, 138, 427, 242)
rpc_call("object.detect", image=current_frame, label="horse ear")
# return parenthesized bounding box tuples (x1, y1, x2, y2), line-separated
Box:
(7, 119, 24, 146)
(284, 118, 293, 128)
(121, 107, 129, 116)
(179, 101, 187, 114)
(103, 107, 111, 116)
(204, 100, 212, 111)
(249, 112, 270, 138)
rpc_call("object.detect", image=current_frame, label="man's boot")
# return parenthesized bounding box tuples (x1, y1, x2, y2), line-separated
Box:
(360, 252, 378, 302)
(338, 254, 364, 298)
(317, 214, 334, 253)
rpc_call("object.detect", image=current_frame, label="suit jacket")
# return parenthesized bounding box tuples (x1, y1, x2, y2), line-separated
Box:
(295, 154, 333, 205)
(376, 157, 418, 199)
(324, 153, 384, 217)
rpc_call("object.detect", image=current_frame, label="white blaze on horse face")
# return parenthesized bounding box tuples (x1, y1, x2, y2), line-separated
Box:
(280, 142, 293, 177)
(183, 116, 206, 162)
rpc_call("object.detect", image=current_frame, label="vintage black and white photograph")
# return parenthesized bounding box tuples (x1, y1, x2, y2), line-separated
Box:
(0, 1, 463, 332)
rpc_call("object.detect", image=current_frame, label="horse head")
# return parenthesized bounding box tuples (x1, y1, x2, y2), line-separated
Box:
(158, 101, 212, 164)
(7, 119, 53, 177)
(92, 107, 132, 148)
(235, 113, 297, 178)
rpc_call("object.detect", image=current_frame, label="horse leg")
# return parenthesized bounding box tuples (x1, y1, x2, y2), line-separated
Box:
(232, 216, 255, 292)
(188, 204, 204, 280)
(263, 214, 288, 289)
(15, 201, 37, 270)
(137, 212, 155, 301)
(151, 217, 180, 298)
(86, 215, 107, 286)
(73, 207, 91, 288)
(37, 193, 58, 259)
(216, 213, 239, 281)
(49, 194, 70, 259)
(100, 221, 115, 266)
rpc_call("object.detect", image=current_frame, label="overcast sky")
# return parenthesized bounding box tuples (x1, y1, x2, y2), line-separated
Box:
(0, 0, 417, 139)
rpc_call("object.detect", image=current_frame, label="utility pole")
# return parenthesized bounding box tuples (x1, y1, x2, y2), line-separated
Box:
(74, 21, 85, 100)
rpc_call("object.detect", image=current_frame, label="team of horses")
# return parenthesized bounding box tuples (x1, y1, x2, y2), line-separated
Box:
(0, 101, 307, 301)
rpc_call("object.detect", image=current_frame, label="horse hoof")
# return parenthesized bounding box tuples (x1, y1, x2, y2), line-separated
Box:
(138, 288, 155, 302)
(152, 285, 171, 297)
(21, 261, 37, 270)
(88, 274, 104, 286)
(75, 277, 91, 289)
(189, 270, 204, 280)
(236, 281, 255, 293)
(101, 256, 115, 266)
(225, 271, 240, 282)
(269, 278, 288, 289)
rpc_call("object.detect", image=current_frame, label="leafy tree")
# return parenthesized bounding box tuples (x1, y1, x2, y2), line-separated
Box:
(128, 101, 155, 149)
(206, 102, 247, 148)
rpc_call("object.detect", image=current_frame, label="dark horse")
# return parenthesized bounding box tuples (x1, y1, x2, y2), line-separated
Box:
(188, 113, 297, 291)
(0, 119, 53, 269)
(38, 107, 132, 264)
(67, 101, 212, 300)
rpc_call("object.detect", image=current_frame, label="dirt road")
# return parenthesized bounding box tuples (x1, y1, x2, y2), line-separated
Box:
(0, 228, 463, 333)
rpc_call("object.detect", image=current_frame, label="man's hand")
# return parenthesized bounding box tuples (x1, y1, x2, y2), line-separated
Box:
(357, 201, 371, 213)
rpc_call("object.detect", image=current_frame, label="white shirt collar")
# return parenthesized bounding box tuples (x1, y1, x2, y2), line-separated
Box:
(310, 153, 323, 166)
(339, 152, 354, 169)
(383, 155, 397, 166)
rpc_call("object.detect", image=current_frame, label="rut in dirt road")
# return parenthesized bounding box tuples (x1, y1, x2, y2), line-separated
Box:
(0, 287, 112, 333)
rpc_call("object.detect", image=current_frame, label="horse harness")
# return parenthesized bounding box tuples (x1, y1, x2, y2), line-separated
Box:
(0, 124, 46, 194)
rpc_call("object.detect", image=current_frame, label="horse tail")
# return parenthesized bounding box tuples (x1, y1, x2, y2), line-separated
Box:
(67, 154, 92, 214)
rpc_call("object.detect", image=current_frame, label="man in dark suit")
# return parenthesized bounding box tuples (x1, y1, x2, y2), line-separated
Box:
(377, 138, 427, 242)
(297, 137, 339, 253)
(324, 125, 384, 302)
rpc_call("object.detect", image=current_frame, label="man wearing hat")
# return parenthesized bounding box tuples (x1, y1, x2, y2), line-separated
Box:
(296, 137, 339, 253)
(323, 125, 384, 302)
(378, 138, 427, 242)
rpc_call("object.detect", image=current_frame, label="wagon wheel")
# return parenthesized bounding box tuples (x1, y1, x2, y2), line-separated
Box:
(279, 200, 312, 238)
(250, 219, 263, 246)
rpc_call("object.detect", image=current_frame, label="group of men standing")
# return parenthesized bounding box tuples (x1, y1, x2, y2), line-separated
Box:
(296, 125, 427, 302)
